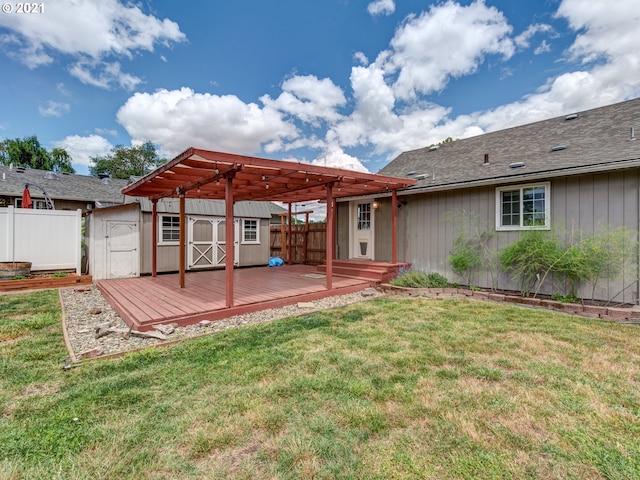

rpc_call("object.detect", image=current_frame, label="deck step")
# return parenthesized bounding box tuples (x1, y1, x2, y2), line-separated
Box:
(317, 261, 409, 284)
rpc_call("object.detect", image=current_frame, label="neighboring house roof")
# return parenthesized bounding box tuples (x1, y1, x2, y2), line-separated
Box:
(124, 197, 273, 219)
(266, 202, 288, 215)
(379, 97, 640, 194)
(0, 166, 129, 204)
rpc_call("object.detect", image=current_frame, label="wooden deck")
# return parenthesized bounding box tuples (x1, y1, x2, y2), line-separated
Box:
(97, 264, 370, 330)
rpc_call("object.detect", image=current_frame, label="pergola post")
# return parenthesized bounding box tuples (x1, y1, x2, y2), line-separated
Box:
(392, 189, 398, 264)
(179, 193, 186, 288)
(325, 182, 334, 290)
(225, 172, 235, 308)
(287, 202, 293, 265)
(151, 199, 158, 277)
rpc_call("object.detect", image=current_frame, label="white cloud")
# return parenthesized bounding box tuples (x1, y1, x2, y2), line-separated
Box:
(312, 146, 368, 172)
(116, 87, 299, 158)
(69, 60, 142, 90)
(0, 0, 185, 89)
(353, 52, 369, 66)
(534, 40, 551, 55)
(514, 23, 553, 49)
(111, 0, 640, 175)
(382, 0, 515, 100)
(39, 101, 70, 117)
(557, 0, 640, 63)
(368, 0, 395, 17)
(95, 128, 118, 137)
(54, 134, 113, 167)
(260, 75, 346, 126)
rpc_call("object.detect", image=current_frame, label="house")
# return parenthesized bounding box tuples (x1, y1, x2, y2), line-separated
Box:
(0, 166, 128, 211)
(85, 197, 273, 280)
(337, 97, 640, 303)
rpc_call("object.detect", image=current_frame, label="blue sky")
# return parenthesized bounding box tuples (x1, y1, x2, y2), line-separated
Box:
(1, 0, 639, 176)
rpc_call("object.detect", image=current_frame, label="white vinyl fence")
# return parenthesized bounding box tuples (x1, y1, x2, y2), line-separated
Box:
(0, 206, 82, 273)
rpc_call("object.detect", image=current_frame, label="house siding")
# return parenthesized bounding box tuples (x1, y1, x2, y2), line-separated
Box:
(377, 170, 639, 303)
(139, 213, 269, 274)
(336, 202, 349, 259)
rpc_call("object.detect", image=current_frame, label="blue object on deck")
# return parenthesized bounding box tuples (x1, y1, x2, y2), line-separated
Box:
(269, 257, 284, 267)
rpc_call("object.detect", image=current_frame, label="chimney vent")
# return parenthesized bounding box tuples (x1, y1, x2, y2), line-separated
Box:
(483, 153, 489, 165)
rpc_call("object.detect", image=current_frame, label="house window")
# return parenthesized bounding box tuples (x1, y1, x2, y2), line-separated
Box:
(160, 215, 180, 244)
(496, 182, 550, 230)
(15, 199, 49, 209)
(357, 203, 371, 230)
(242, 219, 260, 244)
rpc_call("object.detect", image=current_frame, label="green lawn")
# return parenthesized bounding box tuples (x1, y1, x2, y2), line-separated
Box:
(1, 290, 639, 479)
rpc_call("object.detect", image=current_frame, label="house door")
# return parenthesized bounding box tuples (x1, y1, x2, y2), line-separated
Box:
(188, 217, 240, 268)
(350, 201, 374, 260)
(105, 220, 139, 278)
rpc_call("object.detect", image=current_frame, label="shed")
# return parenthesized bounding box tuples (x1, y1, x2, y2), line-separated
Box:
(86, 198, 272, 280)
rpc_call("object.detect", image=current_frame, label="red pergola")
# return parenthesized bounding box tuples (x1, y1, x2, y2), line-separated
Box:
(122, 148, 415, 308)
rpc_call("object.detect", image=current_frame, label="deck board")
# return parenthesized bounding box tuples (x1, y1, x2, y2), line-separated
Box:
(98, 264, 370, 330)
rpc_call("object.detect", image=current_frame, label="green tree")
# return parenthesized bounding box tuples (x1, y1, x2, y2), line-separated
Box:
(0, 136, 74, 173)
(89, 141, 165, 179)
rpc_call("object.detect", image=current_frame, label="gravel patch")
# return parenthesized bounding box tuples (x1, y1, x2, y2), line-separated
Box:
(60, 285, 383, 360)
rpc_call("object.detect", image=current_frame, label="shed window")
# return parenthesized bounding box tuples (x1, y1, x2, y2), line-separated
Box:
(242, 219, 259, 244)
(496, 182, 550, 230)
(160, 215, 180, 244)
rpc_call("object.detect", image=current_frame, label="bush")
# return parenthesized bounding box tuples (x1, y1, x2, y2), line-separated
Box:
(499, 230, 564, 296)
(445, 210, 497, 289)
(391, 270, 450, 288)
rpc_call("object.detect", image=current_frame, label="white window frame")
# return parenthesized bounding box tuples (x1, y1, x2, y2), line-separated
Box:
(495, 182, 551, 231)
(241, 218, 260, 244)
(159, 215, 180, 245)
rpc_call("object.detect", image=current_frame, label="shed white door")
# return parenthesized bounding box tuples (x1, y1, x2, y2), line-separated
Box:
(188, 217, 239, 269)
(214, 219, 240, 267)
(350, 201, 374, 260)
(188, 217, 216, 269)
(106, 220, 139, 278)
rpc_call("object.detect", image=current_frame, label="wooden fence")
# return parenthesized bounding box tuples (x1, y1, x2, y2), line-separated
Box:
(270, 222, 326, 265)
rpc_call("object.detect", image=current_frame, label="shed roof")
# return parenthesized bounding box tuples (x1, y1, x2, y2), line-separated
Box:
(122, 148, 415, 202)
(125, 197, 273, 218)
(380, 97, 640, 193)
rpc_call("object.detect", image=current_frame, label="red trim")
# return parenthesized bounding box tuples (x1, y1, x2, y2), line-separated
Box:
(179, 194, 185, 288)
(152, 199, 157, 277)
(225, 173, 235, 308)
(392, 189, 398, 264)
(325, 183, 334, 290)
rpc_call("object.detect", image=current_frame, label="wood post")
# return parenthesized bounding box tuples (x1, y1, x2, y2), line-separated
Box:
(392, 189, 398, 264)
(179, 193, 185, 288)
(325, 183, 334, 290)
(225, 172, 235, 308)
(151, 199, 157, 278)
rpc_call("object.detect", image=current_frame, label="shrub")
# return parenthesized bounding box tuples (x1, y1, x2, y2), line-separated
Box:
(391, 270, 450, 288)
(445, 210, 497, 289)
(499, 230, 564, 296)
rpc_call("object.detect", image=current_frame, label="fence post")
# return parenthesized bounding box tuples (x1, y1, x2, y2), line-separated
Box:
(7, 206, 15, 262)
(75, 209, 82, 275)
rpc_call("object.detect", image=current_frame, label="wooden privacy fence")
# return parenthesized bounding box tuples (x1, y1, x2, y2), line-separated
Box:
(270, 222, 326, 265)
(0, 206, 83, 273)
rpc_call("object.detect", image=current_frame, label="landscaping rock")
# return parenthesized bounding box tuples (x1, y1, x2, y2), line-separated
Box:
(153, 324, 175, 335)
(90, 308, 102, 315)
(79, 346, 104, 358)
